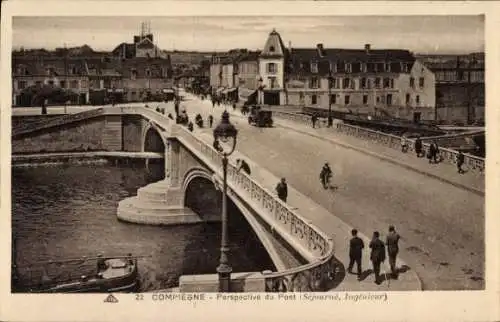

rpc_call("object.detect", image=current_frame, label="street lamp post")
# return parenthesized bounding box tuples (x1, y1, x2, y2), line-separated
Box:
(327, 72, 334, 127)
(213, 111, 238, 292)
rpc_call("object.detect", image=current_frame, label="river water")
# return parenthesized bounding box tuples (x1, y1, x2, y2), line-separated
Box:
(11, 163, 275, 292)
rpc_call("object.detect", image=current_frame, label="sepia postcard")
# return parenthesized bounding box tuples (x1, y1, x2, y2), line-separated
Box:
(0, 1, 499, 322)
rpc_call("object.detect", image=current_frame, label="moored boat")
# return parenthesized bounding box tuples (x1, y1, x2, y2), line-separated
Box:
(16, 255, 143, 293)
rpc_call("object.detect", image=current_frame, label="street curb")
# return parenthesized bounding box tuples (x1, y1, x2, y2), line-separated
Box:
(275, 121, 485, 197)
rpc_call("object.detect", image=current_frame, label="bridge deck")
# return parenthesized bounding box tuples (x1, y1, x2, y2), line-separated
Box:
(12, 151, 164, 162)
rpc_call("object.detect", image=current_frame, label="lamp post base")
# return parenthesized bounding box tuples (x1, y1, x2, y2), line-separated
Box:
(217, 263, 233, 292)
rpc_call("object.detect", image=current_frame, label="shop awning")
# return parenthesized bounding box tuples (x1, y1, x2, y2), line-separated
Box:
(226, 87, 237, 94)
(216, 87, 225, 94)
(107, 89, 124, 93)
(238, 88, 256, 100)
(162, 89, 175, 93)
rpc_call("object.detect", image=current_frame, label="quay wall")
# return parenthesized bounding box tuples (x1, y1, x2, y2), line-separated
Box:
(12, 115, 130, 154)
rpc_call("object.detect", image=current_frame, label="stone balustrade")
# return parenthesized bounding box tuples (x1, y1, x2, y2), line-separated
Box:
(336, 122, 485, 173)
(175, 125, 337, 292)
(272, 111, 328, 128)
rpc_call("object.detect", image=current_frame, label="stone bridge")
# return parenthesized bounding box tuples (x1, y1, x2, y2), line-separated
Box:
(12, 105, 337, 292)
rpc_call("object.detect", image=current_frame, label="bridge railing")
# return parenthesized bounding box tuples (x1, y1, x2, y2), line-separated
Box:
(336, 122, 485, 173)
(12, 108, 106, 137)
(270, 111, 484, 174)
(175, 126, 337, 292)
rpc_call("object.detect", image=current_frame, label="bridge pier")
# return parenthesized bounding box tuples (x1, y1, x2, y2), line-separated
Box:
(117, 137, 217, 225)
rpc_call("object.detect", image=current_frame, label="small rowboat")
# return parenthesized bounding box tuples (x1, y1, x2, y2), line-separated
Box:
(16, 255, 143, 293)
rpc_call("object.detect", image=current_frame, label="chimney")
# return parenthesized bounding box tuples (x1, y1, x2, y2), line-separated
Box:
(317, 43, 325, 57)
(365, 44, 371, 54)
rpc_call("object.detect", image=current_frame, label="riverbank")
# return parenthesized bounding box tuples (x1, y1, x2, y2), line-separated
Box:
(11, 151, 164, 168)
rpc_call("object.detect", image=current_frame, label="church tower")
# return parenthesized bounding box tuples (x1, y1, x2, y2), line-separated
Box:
(258, 29, 287, 105)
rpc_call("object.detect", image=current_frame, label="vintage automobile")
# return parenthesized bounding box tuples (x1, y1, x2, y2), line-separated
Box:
(248, 105, 273, 127)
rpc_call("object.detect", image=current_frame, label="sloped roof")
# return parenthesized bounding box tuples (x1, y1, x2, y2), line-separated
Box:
(286, 47, 416, 76)
(12, 57, 88, 76)
(260, 30, 287, 58)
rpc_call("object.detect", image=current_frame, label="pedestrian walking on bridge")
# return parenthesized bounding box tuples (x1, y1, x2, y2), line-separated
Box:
(275, 178, 288, 203)
(208, 115, 214, 128)
(457, 151, 465, 174)
(386, 226, 401, 278)
(369, 231, 386, 284)
(311, 114, 318, 128)
(348, 229, 364, 280)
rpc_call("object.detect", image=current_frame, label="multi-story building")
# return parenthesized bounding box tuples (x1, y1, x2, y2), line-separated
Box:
(256, 29, 436, 121)
(236, 51, 260, 103)
(12, 56, 91, 106)
(12, 23, 174, 106)
(112, 22, 167, 60)
(418, 53, 484, 124)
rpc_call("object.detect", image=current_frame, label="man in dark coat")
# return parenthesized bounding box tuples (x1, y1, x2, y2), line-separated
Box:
(348, 229, 364, 280)
(386, 226, 401, 278)
(275, 178, 288, 203)
(457, 151, 465, 174)
(236, 159, 251, 175)
(311, 114, 318, 128)
(369, 231, 386, 284)
(414, 137, 423, 157)
(208, 115, 214, 128)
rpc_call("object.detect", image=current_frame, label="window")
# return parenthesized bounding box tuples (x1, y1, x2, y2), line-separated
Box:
(363, 95, 368, 105)
(146, 69, 151, 77)
(345, 63, 352, 73)
(35, 81, 42, 87)
(343, 78, 350, 89)
(81, 80, 87, 88)
(419, 77, 425, 88)
(331, 95, 336, 104)
(401, 63, 409, 73)
(416, 95, 420, 105)
(269, 46, 275, 52)
(406, 93, 410, 104)
(410, 77, 415, 88)
(311, 62, 318, 74)
(383, 78, 390, 88)
(269, 77, 277, 89)
(330, 62, 337, 73)
(329, 77, 336, 88)
(361, 63, 367, 73)
(312, 95, 317, 105)
(131, 69, 137, 80)
(385, 63, 391, 72)
(335, 78, 341, 89)
(60, 80, 66, 89)
(70, 80, 78, 89)
(366, 78, 372, 89)
(361, 77, 367, 89)
(344, 95, 350, 105)
(310, 77, 319, 89)
(386, 94, 393, 106)
(48, 80, 54, 86)
(390, 79, 394, 88)
(17, 80, 26, 90)
(375, 77, 381, 88)
(267, 63, 277, 74)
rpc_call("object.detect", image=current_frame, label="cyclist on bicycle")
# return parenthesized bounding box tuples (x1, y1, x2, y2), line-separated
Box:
(320, 162, 332, 189)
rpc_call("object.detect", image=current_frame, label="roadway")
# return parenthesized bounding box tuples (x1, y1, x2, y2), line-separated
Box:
(12, 98, 485, 290)
(173, 94, 484, 291)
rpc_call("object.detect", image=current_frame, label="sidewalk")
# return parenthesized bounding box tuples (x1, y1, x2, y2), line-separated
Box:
(272, 118, 485, 196)
(194, 129, 422, 291)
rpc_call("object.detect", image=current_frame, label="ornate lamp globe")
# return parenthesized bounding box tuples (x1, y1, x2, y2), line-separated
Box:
(213, 111, 238, 145)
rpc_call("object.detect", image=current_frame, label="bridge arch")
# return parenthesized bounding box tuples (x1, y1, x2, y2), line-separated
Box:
(142, 122, 167, 153)
(182, 168, 222, 222)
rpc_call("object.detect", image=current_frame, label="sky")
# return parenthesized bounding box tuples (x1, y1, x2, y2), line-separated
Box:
(12, 16, 484, 54)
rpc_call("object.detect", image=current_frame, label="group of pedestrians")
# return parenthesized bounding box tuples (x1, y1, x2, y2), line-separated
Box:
(349, 226, 401, 285)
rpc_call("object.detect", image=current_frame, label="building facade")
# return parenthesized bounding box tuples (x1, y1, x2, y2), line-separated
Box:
(418, 53, 484, 124)
(256, 30, 436, 121)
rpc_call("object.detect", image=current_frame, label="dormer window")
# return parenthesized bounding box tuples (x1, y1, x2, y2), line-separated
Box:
(401, 62, 409, 73)
(311, 62, 318, 74)
(385, 63, 391, 72)
(345, 63, 352, 73)
(269, 46, 275, 53)
(361, 63, 367, 73)
(330, 62, 337, 73)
